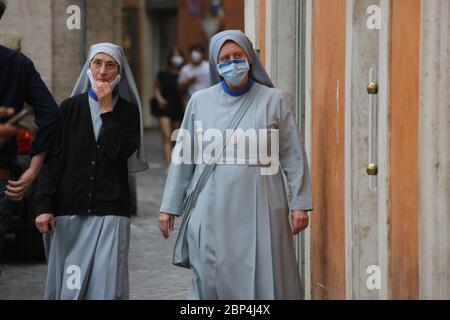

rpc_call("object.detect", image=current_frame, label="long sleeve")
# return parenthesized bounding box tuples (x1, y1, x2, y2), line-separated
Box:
(100, 101, 139, 163)
(35, 159, 61, 214)
(34, 103, 66, 215)
(35, 94, 137, 217)
(159, 98, 197, 216)
(278, 93, 313, 212)
(24, 58, 60, 158)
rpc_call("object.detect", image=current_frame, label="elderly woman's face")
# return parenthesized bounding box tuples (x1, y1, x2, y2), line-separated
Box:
(218, 42, 248, 64)
(89, 53, 119, 83)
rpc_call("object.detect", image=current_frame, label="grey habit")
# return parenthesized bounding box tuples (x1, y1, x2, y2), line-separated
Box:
(160, 30, 313, 300)
(43, 43, 146, 300)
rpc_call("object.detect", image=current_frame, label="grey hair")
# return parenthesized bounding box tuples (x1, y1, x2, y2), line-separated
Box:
(0, 0, 7, 20)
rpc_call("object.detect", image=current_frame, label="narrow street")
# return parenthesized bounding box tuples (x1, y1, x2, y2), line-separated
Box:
(0, 130, 191, 300)
(1, 0, 449, 302)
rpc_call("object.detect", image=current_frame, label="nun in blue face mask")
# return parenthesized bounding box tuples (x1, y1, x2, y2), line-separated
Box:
(35, 43, 148, 300)
(159, 30, 313, 300)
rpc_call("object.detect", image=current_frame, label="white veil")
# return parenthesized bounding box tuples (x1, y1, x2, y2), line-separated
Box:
(71, 42, 148, 173)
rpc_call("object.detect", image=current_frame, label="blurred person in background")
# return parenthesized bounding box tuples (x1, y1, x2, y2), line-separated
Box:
(152, 47, 186, 167)
(178, 43, 210, 106)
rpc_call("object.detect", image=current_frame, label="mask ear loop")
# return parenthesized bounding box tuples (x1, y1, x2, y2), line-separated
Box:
(87, 69, 98, 91)
(108, 74, 121, 90)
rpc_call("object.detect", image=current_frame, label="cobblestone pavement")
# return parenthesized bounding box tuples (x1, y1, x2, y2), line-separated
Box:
(0, 130, 191, 300)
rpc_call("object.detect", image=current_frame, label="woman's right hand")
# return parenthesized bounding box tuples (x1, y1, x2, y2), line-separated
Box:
(159, 213, 175, 239)
(35, 213, 56, 234)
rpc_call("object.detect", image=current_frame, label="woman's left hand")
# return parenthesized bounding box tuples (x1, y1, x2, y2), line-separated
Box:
(291, 210, 309, 235)
(94, 81, 114, 113)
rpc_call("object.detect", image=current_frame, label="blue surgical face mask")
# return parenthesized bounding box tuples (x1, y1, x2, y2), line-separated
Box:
(217, 59, 250, 86)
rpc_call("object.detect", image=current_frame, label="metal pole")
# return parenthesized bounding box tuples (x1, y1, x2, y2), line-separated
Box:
(80, 0, 87, 66)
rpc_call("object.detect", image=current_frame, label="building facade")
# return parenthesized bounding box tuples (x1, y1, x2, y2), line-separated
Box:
(0, 0, 121, 104)
(1, 0, 244, 129)
(246, 0, 450, 300)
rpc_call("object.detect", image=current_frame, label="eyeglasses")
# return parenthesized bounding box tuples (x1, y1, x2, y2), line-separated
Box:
(91, 59, 119, 72)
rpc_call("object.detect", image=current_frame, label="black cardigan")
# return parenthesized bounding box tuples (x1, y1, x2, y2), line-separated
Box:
(35, 93, 140, 217)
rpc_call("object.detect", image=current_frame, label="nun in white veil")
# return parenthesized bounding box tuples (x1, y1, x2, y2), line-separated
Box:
(71, 42, 148, 172)
(35, 43, 148, 300)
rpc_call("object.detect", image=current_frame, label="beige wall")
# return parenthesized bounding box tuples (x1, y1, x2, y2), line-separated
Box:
(419, 0, 450, 300)
(247, 0, 450, 301)
(0, 0, 53, 89)
(51, 0, 83, 104)
(346, 0, 384, 299)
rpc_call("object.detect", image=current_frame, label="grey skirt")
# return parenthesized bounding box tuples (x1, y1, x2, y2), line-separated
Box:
(43, 215, 130, 300)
